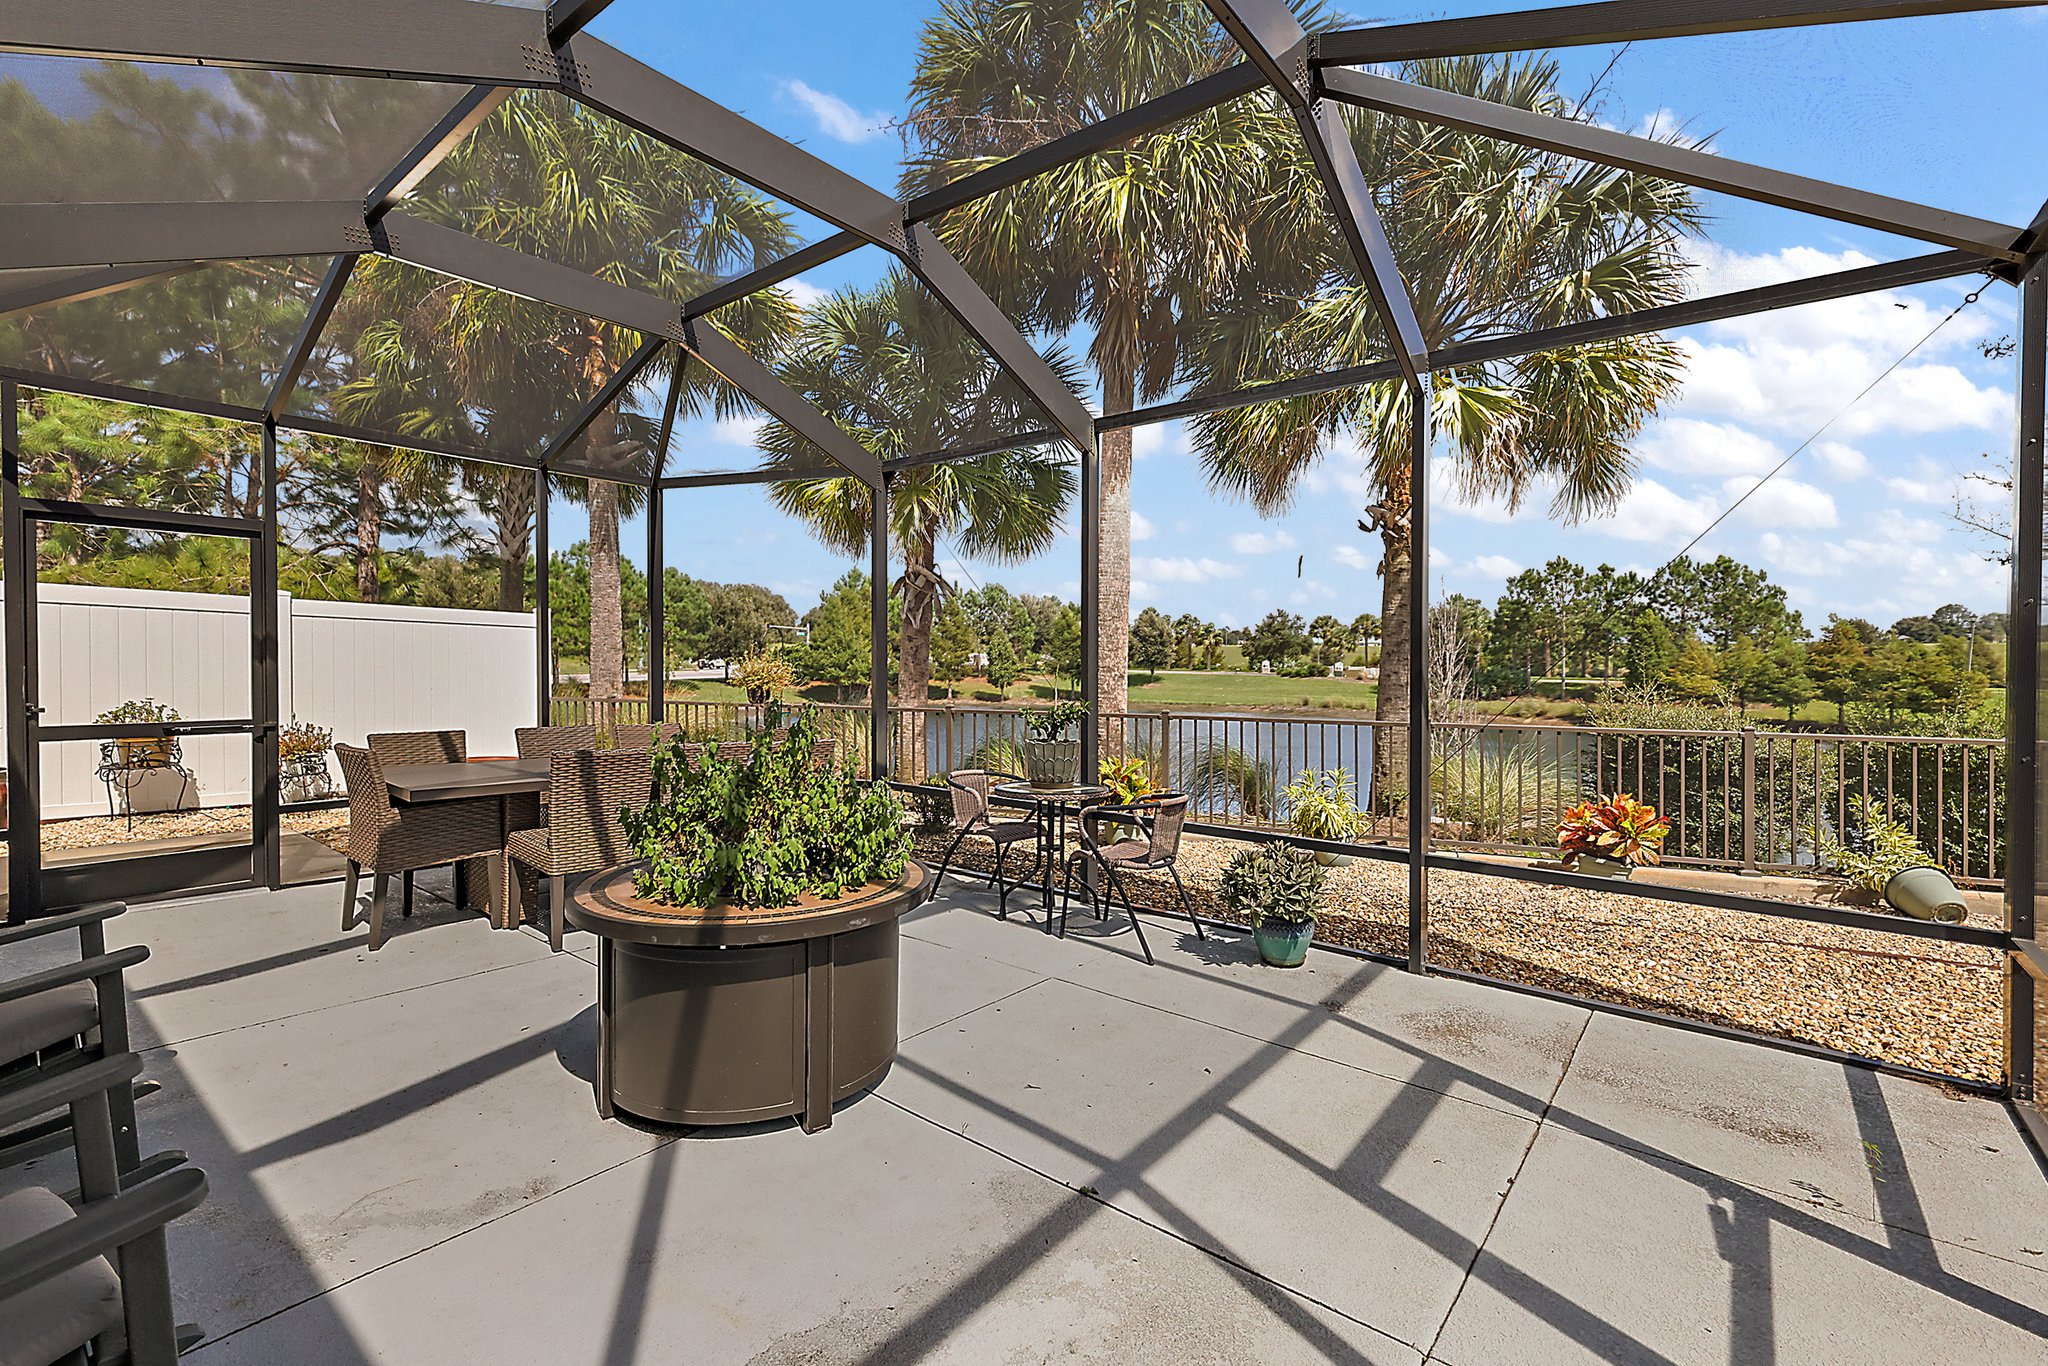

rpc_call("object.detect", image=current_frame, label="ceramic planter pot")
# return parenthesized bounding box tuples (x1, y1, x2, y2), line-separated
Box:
(1570, 853, 1633, 879)
(1254, 916, 1315, 968)
(1883, 865, 1968, 923)
(1022, 739, 1081, 789)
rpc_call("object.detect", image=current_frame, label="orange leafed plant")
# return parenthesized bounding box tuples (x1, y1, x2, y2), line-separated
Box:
(1557, 793, 1671, 867)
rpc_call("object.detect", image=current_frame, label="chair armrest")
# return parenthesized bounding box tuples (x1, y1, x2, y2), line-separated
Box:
(0, 1167, 207, 1304)
(0, 946, 150, 1009)
(0, 902, 125, 948)
(0, 1054, 144, 1132)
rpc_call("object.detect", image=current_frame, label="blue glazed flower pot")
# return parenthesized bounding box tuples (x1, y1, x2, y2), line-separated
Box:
(1254, 917, 1315, 968)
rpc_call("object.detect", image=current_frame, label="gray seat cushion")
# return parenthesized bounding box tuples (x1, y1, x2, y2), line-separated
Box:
(0, 980, 97, 1065)
(0, 1186, 123, 1366)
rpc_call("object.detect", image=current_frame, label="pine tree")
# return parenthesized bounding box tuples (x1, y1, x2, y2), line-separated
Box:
(931, 597, 976, 699)
(984, 627, 1021, 696)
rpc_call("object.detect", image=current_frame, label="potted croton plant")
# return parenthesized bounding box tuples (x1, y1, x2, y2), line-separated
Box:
(1021, 700, 1089, 789)
(1218, 841, 1329, 968)
(1557, 793, 1670, 879)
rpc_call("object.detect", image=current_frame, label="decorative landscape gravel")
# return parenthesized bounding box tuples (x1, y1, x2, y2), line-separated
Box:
(911, 827, 2004, 1085)
(38, 808, 344, 852)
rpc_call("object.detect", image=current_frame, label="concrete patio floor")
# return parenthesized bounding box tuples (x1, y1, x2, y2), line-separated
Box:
(8, 871, 2048, 1364)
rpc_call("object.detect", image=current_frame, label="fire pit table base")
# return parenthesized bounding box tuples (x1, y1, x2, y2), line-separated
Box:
(571, 863, 928, 1133)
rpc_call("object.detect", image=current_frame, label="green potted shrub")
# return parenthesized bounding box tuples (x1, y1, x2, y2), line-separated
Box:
(1021, 700, 1089, 789)
(1813, 796, 1966, 922)
(734, 650, 796, 707)
(1283, 767, 1365, 866)
(98, 697, 179, 768)
(1218, 841, 1328, 968)
(621, 706, 914, 908)
(1556, 793, 1670, 878)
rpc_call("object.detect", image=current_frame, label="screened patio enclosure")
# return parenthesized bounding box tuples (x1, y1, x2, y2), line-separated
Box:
(0, 0, 2043, 1156)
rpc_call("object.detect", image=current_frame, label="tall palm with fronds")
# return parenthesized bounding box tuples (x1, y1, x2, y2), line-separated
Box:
(1185, 54, 1701, 806)
(900, 0, 1307, 732)
(760, 270, 1077, 773)
(375, 89, 798, 693)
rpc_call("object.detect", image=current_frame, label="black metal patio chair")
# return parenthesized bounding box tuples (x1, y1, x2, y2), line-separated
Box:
(1058, 793, 1205, 965)
(929, 770, 1041, 917)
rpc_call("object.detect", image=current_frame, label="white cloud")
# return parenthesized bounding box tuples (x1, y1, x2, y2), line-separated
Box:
(1719, 475, 1837, 529)
(711, 414, 766, 447)
(1231, 529, 1297, 555)
(1133, 423, 1190, 460)
(1582, 478, 1721, 544)
(1637, 418, 1782, 477)
(783, 278, 828, 310)
(778, 79, 891, 144)
(1812, 441, 1870, 477)
(1130, 509, 1157, 542)
(1469, 554, 1521, 580)
(1132, 555, 1242, 584)
(1331, 544, 1374, 571)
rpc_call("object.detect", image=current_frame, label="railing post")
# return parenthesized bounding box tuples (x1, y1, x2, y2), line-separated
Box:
(1740, 725, 1759, 874)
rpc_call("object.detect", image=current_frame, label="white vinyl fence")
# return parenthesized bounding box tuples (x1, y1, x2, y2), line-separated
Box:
(3, 584, 537, 818)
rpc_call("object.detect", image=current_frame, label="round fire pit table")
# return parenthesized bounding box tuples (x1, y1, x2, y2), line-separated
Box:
(567, 861, 929, 1133)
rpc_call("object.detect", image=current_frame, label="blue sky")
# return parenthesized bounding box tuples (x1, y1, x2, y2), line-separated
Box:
(544, 2, 2048, 634)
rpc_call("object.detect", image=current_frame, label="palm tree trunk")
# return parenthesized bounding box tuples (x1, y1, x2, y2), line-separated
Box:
(897, 531, 938, 778)
(1370, 462, 1413, 817)
(1098, 365, 1134, 758)
(354, 450, 387, 603)
(588, 473, 623, 706)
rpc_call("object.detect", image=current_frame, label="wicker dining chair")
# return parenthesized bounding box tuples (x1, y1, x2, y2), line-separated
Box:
(505, 748, 656, 952)
(515, 724, 598, 759)
(612, 722, 685, 750)
(928, 770, 1041, 917)
(336, 745, 507, 950)
(1059, 793, 1204, 965)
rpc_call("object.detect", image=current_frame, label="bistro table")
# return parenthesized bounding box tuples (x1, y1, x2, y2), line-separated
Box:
(384, 756, 550, 928)
(990, 781, 1112, 933)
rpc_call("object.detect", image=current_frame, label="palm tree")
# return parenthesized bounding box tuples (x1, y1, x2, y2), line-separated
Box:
(900, 0, 1294, 733)
(390, 89, 799, 694)
(760, 270, 1077, 773)
(1185, 54, 1701, 807)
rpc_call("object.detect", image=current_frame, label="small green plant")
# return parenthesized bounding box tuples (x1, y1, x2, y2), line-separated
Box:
(1283, 768, 1364, 844)
(1813, 796, 1930, 894)
(622, 706, 910, 907)
(1190, 743, 1277, 822)
(1025, 700, 1089, 743)
(911, 773, 954, 832)
(1217, 841, 1327, 927)
(97, 697, 179, 727)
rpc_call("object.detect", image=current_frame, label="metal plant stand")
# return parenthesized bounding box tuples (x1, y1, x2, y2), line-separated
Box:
(568, 861, 929, 1133)
(95, 740, 196, 833)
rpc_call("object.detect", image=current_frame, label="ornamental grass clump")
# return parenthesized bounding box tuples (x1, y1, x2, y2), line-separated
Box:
(1557, 793, 1671, 867)
(1217, 841, 1328, 928)
(621, 707, 909, 908)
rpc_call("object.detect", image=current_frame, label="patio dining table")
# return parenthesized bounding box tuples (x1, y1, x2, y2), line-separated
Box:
(384, 757, 551, 929)
(990, 782, 1112, 933)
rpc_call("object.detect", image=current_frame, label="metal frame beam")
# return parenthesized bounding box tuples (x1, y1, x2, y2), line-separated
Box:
(264, 254, 357, 419)
(871, 474, 892, 779)
(548, 0, 618, 44)
(375, 212, 882, 486)
(1100, 248, 1996, 430)
(0, 201, 360, 272)
(681, 232, 864, 319)
(0, 0, 547, 84)
(2010, 248, 2046, 1109)
(1320, 68, 2028, 262)
(0, 264, 202, 320)
(536, 336, 667, 472)
(903, 63, 1270, 223)
(364, 86, 512, 224)
(1312, 1, 2048, 65)
(1205, 1, 1430, 392)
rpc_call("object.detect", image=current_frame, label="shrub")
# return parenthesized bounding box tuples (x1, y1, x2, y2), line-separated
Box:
(1217, 842, 1327, 927)
(1432, 737, 1573, 846)
(1026, 700, 1089, 743)
(1190, 743, 1277, 822)
(1100, 753, 1158, 805)
(733, 651, 795, 697)
(1283, 768, 1364, 843)
(1812, 796, 1930, 894)
(622, 707, 909, 907)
